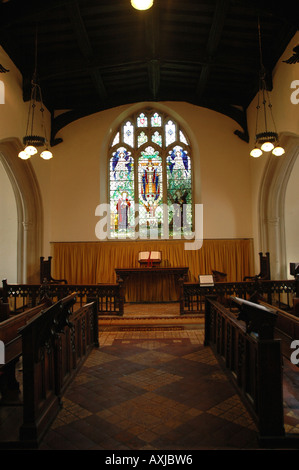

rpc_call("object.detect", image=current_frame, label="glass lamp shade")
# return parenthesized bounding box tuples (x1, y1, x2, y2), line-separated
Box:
(40, 149, 53, 160)
(18, 150, 31, 160)
(131, 0, 153, 10)
(24, 144, 38, 155)
(250, 147, 263, 158)
(272, 146, 285, 156)
(260, 141, 274, 152)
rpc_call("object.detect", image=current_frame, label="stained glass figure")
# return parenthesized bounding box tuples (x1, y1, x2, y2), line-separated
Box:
(137, 112, 147, 127)
(138, 147, 163, 237)
(166, 145, 192, 237)
(109, 147, 134, 238)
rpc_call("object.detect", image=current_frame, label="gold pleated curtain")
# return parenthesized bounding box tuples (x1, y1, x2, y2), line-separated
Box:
(51, 239, 254, 302)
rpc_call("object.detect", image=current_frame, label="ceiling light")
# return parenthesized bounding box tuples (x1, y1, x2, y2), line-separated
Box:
(250, 18, 285, 158)
(18, 30, 53, 161)
(272, 146, 285, 156)
(131, 0, 153, 11)
(250, 147, 263, 158)
(40, 149, 53, 160)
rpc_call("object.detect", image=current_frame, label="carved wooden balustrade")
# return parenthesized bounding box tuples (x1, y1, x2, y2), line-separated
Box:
(204, 296, 285, 442)
(2, 278, 297, 318)
(2, 280, 123, 315)
(182, 279, 297, 314)
(18, 293, 99, 444)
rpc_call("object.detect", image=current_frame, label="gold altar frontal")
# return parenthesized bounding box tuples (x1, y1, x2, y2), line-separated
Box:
(115, 267, 189, 303)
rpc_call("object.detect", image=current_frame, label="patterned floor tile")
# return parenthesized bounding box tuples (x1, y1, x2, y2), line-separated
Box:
(38, 326, 299, 450)
(120, 367, 182, 391)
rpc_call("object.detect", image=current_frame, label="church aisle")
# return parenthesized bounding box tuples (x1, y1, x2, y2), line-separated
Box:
(39, 328, 259, 450)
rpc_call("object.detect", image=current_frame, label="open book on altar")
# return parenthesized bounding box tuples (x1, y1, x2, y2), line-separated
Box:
(199, 275, 214, 286)
(138, 251, 162, 266)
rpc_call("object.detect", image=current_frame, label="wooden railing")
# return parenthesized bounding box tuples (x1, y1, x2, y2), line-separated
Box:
(182, 279, 297, 314)
(2, 278, 297, 318)
(2, 280, 124, 315)
(204, 296, 285, 441)
(18, 293, 98, 444)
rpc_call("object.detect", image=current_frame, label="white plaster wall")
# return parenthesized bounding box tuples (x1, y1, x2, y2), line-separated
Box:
(1, 30, 298, 277)
(247, 32, 299, 271)
(44, 100, 252, 249)
(0, 158, 17, 282)
(285, 154, 299, 278)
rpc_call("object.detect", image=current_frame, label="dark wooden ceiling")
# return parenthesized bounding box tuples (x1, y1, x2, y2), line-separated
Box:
(0, 0, 298, 145)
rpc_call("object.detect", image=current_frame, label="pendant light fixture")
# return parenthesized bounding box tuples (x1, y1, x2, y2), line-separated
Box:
(250, 18, 285, 158)
(18, 30, 53, 161)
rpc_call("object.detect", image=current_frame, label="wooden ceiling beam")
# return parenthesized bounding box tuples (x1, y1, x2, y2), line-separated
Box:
(196, 0, 230, 98)
(66, 0, 108, 102)
(143, 4, 160, 100)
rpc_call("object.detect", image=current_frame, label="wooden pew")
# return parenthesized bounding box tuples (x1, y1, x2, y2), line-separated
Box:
(259, 300, 299, 361)
(19, 294, 98, 444)
(0, 300, 52, 403)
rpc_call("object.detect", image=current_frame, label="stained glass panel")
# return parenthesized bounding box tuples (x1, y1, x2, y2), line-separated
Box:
(137, 131, 148, 147)
(109, 147, 135, 238)
(179, 130, 188, 145)
(151, 131, 162, 147)
(123, 121, 134, 147)
(151, 112, 162, 127)
(165, 120, 176, 146)
(137, 112, 147, 127)
(166, 145, 192, 237)
(112, 132, 120, 147)
(138, 146, 163, 238)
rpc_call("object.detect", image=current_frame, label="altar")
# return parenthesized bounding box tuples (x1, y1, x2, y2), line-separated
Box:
(115, 267, 189, 304)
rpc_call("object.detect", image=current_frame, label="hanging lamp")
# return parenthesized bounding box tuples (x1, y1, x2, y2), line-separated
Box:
(250, 18, 285, 158)
(18, 30, 53, 161)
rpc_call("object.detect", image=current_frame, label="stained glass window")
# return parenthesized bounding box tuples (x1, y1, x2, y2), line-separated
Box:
(109, 109, 192, 240)
(109, 147, 135, 238)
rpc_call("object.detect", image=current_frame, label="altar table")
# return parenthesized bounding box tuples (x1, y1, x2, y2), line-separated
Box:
(115, 267, 189, 305)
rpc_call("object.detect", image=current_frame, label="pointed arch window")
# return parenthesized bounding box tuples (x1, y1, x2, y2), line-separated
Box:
(109, 109, 193, 239)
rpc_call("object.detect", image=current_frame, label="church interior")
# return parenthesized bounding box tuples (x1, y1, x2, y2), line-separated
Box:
(0, 0, 299, 453)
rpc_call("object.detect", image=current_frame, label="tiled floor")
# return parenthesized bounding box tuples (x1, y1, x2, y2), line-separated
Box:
(2, 302, 299, 451)
(40, 328, 260, 450)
